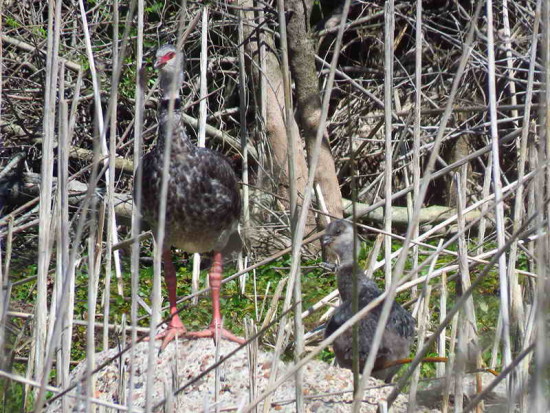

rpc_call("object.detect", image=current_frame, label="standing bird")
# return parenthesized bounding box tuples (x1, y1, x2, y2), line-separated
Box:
(321, 220, 415, 382)
(135, 44, 243, 349)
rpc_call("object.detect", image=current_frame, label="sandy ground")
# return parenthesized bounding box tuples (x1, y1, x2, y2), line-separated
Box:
(45, 338, 414, 412)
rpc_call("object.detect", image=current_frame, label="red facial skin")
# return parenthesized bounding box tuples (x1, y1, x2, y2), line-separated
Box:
(155, 51, 176, 68)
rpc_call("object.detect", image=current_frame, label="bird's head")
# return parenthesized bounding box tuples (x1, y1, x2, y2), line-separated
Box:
(155, 44, 184, 100)
(155, 44, 178, 68)
(321, 219, 358, 265)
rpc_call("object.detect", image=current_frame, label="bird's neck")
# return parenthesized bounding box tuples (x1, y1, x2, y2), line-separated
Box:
(337, 260, 369, 302)
(157, 98, 194, 153)
(159, 66, 183, 101)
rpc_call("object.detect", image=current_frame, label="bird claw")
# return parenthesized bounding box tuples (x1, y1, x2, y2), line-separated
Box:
(145, 324, 187, 352)
(186, 323, 245, 345)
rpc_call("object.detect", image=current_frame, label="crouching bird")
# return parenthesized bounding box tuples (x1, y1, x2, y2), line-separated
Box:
(134, 44, 244, 350)
(321, 219, 415, 382)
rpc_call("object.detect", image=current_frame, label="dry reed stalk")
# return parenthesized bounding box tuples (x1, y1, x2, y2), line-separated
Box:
(411, 0, 423, 300)
(351, 6, 397, 402)
(485, 0, 513, 380)
(490, 314, 503, 372)
(245, 319, 259, 413)
(533, 2, 550, 409)
(454, 169, 478, 411)
(407, 284, 431, 412)
(441, 312, 458, 413)
(0, 369, 140, 412)
(437, 271, 448, 379)
(57, 100, 72, 412)
(25, 5, 55, 411)
(85, 231, 98, 410)
(238, 7, 250, 233)
(127, 0, 144, 408)
(255, 271, 266, 321)
(238, 254, 249, 296)
(215, 327, 222, 413)
(475, 153, 492, 256)
(501, 0, 519, 129)
(131, 1, 154, 410)
(314, 184, 332, 226)
(103, 0, 120, 353)
(260, 0, 353, 409)
(33, 1, 60, 403)
(383, 0, 395, 290)
(119, 313, 128, 407)
(61, 67, 83, 413)
(349, 122, 360, 390)
(260, 277, 287, 336)
(7, 311, 150, 334)
(198, 5, 209, 148)
(411, 239, 442, 319)
(191, 5, 211, 305)
(262, 0, 301, 409)
(141, 6, 194, 410)
(291, 187, 305, 403)
(505, 0, 542, 405)
(0, 218, 12, 372)
(49, 61, 65, 385)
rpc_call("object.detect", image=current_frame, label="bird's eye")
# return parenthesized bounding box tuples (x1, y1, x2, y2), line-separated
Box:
(166, 52, 176, 60)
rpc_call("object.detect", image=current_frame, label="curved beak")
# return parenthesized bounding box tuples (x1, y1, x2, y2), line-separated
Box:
(321, 234, 332, 248)
(154, 58, 165, 69)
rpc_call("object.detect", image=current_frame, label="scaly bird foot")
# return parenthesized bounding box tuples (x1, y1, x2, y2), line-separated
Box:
(186, 322, 245, 345)
(145, 318, 187, 352)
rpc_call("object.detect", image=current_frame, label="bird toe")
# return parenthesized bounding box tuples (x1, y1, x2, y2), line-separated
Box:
(186, 325, 245, 345)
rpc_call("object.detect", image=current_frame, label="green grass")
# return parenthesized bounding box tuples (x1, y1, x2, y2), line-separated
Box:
(3, 238, 533, 409)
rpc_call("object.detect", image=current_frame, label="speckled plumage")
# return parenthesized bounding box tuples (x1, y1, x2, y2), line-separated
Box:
(322, 220, 415, 382)
(136, 49, 240, 254)
(132, 44, 243, 347)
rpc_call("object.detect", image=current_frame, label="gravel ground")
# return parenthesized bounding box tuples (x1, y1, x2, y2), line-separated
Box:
(46, 338, 417, 412)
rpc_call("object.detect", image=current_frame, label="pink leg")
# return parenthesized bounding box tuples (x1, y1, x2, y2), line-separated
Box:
(148, 249, 187, 350)
(187, 252, 245, 344)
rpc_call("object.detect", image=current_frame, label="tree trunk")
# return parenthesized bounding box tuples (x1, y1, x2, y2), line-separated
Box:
(239, 0, 309, 204)
(285, 0, 343, 223)
(239, 0, 322, 253)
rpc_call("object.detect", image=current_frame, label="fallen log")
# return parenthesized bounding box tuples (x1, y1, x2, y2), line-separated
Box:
(342, 199, 487, 229)
(2, 171, 487, 234)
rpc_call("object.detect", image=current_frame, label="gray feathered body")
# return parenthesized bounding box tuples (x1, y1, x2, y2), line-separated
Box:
(136, 99, 241, 253)
(325, 264, 415, 382)
(322, 220, 415, 383)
